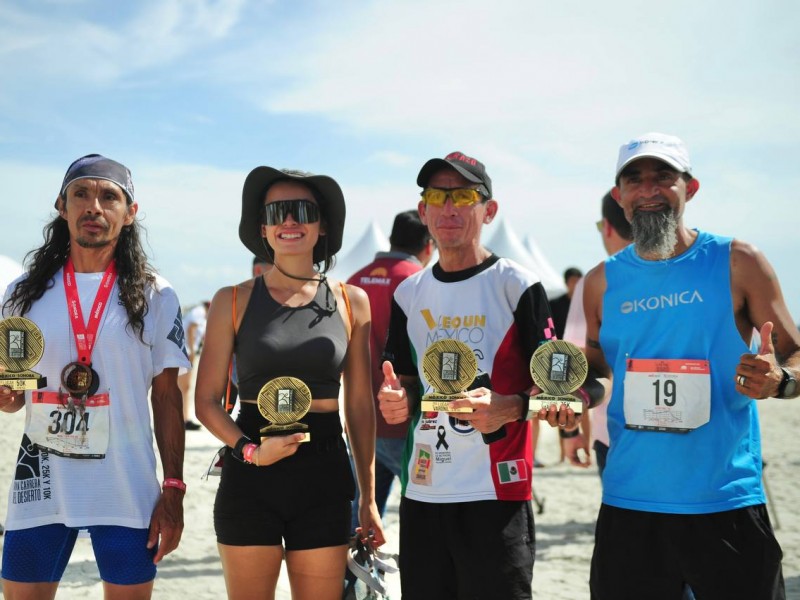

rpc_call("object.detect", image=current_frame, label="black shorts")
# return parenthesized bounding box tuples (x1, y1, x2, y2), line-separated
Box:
(399, 497, 535, 600)
(214, 410, 355, 550)
(590, 503, 785, 600)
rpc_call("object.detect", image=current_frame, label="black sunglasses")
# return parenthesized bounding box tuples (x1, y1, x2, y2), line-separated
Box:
(262, 199, 320, 226)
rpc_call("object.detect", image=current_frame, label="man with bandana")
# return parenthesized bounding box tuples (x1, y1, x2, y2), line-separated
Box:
(0, 154, 190, 598)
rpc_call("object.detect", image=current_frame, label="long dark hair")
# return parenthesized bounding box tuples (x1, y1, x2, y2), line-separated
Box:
(4, 213, 156, 341)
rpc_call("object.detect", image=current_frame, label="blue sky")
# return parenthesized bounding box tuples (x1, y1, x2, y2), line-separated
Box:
(1, 0, 799, 321)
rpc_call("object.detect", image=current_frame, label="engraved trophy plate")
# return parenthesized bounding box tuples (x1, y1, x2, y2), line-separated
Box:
(528, 339, 588, 414)
(420, 339, 478, 412)
(0, 316, 47, 390)
(256, 376, 312, 442)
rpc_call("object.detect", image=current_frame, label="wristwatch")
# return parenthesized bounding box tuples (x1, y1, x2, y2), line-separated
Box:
(777, 367, 797, 398)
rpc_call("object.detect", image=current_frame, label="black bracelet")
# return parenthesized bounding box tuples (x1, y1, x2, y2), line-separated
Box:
(559, 427, 580, 439)
(517, 393, 530, 421)
(231, 435, 252, 462)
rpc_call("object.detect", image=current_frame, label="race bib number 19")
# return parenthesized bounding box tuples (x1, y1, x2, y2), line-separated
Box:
(623, 358, 711, 433)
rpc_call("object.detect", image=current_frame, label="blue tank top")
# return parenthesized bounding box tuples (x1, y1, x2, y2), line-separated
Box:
(235, 276, 348, 400)
(601, 231, 765, 514)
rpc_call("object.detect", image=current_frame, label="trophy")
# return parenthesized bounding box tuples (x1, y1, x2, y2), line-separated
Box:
(257, 376, 312, 442)
(0, 316, 47, 390)
(527, 339, 589, 415)
(420, 339, 477, 413)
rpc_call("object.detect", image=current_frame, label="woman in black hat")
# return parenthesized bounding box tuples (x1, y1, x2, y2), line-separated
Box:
(196, 167, 384, 599)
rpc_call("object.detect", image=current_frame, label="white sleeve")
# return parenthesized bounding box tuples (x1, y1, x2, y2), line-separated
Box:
(150, 282, 191, 377)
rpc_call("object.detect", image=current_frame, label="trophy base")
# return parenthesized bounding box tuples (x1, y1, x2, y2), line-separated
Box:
(421, 393, 473, 413)
(259, 424, 311, 443)
(528, 393, 584, 415)
(0, 373, 47, 390)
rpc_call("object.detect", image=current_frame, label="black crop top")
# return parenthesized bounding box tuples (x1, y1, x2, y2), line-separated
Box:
(235, 276, 348, 400)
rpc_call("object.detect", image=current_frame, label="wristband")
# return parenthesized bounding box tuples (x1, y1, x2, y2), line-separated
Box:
(575, 387, 590, 407)
(231, 435, 252, 462)
(242, 443, 258, 464)
(559, 427, 580, 439)
(162, 478, 187, 493)
(517, 393, 531, 421)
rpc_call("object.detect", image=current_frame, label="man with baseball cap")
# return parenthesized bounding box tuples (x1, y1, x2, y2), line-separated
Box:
(377, 151, 603, 598)
(583, 133, 798, 598)
(0, 154, 190, 597)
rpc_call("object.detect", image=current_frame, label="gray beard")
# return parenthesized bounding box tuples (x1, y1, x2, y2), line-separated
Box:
(631, 209, 678, 260)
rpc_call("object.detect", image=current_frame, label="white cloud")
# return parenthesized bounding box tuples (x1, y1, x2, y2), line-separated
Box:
(368, 151, 415, 167)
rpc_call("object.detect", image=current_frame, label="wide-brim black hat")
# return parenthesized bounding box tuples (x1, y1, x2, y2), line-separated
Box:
(239, 166, 346, 265)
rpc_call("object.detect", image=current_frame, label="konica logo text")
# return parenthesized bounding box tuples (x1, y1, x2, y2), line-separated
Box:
(620, 290, 703, 314)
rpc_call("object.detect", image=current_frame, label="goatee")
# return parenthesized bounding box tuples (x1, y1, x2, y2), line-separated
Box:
(76, 237, 112, 249)
(631, 209, 678, 260)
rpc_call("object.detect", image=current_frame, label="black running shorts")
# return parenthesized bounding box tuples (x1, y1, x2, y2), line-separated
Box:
(399, 497, 535, 599)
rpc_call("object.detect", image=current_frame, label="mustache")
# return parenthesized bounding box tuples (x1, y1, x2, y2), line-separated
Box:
(77, 215, 109, 229)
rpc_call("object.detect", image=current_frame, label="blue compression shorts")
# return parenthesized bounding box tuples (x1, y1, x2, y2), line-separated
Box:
(2, 524, 156, 585)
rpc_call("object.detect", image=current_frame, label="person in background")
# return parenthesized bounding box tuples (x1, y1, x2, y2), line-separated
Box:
(179, 300, 209, 430)
(346, 210, 433, 523)
(0, 154, 188, 598)
(585, 133, 796, 598)
(343, 210, 432, 595)
(561, 191, 632, 474)
(548, 266, 582, 340)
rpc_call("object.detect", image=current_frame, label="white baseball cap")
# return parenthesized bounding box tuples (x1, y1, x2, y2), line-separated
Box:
(615, 132, 692, 179)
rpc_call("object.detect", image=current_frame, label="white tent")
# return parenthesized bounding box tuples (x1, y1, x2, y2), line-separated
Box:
(331, 220, 390, 280)
(485, 219, 566, 298)
(522, 233, 567, 298)
(0, 255, 24, 294)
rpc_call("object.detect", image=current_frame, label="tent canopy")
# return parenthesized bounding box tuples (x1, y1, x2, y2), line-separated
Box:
(331, 220, 390, 280)
(485, 219, 566, 298)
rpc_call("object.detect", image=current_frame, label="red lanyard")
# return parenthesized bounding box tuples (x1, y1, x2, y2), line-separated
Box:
(63, 258, 118, 366)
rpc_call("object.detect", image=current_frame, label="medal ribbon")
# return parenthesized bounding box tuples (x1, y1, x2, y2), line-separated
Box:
(63, 258, 117, 366)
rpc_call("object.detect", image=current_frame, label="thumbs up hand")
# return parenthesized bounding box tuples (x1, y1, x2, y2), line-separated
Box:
(378, 361, 410, 424)
(735, 321, 782, 399)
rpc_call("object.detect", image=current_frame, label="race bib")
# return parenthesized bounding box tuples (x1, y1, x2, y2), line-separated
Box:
(623, 358, 710, 433)
(28, 391, 110, 458)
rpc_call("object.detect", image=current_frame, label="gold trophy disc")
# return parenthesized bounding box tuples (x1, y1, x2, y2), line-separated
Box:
(0, 316, 47, 390)
(420, 339, 478, 412)
(256, 376, 312, 442)
(528, 339, 588, 414)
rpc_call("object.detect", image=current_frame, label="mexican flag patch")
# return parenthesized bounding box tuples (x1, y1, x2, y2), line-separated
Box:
(497, 459, 527, 484)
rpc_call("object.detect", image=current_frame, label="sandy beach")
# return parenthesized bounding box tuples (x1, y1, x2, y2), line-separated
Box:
(0, 398, 797, 599)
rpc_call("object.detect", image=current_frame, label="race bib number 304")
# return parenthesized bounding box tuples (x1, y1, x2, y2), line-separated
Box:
(623, 358, 711, 433)
(28, 391, 110, 458)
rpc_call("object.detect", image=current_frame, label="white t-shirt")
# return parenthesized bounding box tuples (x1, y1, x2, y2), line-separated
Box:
(2, 269, 190, 530)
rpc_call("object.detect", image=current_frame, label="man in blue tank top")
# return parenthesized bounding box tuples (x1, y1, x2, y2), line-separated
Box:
(583, 132, 799, 599)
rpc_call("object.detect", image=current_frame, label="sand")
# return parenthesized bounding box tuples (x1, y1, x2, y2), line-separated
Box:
(0, 398, 797, 599)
